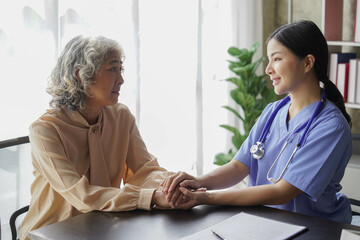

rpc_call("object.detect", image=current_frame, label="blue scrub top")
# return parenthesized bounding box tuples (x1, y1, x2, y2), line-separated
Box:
(234, 98, 352, 223)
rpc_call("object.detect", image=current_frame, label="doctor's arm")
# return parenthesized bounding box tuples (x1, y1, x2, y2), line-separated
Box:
(176, 178, 303, 209)
(197, 159, 250, 190)
(162, 159, 249, 204)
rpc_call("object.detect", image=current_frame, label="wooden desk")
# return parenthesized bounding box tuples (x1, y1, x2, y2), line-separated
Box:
(29, 205, 360, 240)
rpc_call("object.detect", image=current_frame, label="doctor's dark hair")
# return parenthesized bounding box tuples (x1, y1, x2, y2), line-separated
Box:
(267, 20, 351, 126)
(47, 35, 123, 111)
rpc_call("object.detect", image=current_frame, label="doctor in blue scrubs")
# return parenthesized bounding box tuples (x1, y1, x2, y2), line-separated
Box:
(161, 20, 353, 223)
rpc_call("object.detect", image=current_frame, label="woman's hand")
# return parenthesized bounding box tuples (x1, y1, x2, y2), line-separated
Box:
(174, 187, 208, 209)
(161, 171, 200, 205)
(151, 190, 175, 209)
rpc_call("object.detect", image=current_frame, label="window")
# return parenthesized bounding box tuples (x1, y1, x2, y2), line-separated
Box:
(0, 0, 245, 174)
(1, 0, 263, 238)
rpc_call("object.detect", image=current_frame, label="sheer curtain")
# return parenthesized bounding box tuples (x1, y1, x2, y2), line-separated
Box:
(137, 0, 263, 175)
(0, 0, 263, 175)
(1, 1, 263, 237)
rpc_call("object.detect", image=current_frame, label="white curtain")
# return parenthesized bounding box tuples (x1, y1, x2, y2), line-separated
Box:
(0, 0, 263, 175)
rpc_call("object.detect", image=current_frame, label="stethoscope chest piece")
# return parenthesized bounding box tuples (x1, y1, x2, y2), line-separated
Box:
(250, 90, 327, 183)
(250, 141, 265, 159)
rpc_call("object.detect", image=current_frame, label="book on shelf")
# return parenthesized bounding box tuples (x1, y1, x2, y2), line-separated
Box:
(337, 63, 350, 102)
(180, 212, 308, 240)
(348, 59, 360, 103)
(329, 52, 356, 85)
(357, 60, 360, 104)
(324, 0, 343, 41)
(355, 0, 360, 42)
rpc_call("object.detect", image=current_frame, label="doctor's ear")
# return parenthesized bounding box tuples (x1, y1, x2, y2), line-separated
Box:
(303, 54, 315, 73)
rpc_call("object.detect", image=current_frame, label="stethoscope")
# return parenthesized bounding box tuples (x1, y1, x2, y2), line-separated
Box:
(250, 90, 327, 183)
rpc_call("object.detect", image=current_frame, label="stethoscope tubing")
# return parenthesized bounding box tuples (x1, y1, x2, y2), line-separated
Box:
(253, 89, 327, 183)
(258, 95, 291, 143)
(297, 95, 326, 147)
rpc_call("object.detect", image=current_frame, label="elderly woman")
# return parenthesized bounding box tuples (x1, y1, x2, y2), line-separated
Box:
(20, 35, 172, 239)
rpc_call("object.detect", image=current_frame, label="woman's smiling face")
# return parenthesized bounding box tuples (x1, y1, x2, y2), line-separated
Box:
(265, 39, 307, 96)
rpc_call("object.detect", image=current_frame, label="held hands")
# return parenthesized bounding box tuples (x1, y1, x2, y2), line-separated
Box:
(176, 187, 208, 209)
(159, 171, 207, 209)
(151, 190, 174, 210)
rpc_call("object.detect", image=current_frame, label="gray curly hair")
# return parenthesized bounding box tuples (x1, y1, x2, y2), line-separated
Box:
(47, 35, 123, 111)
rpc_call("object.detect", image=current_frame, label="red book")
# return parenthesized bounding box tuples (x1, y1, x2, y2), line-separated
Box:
(324, 0, 343, 41)
(337, 63, 350, 102)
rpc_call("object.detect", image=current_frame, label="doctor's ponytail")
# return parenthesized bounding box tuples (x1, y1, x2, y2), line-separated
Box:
(320, 77, 351, 126)
(267, 20, 351, 126)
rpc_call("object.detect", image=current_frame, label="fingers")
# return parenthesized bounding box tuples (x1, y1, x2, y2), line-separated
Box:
(174, 187, 198, 209)
(173, 192, 189, 207)
(162, 171, 182, 194)
(178, 187, 207, 204)
(153, 205, 173, 210)
(156, 187, 207, 210)
(162, 172, 193, 202)
(168, 172, 191, 193)
(198, 187, 207, 192)
(168, 187, 181, 203)
(152, 190, 178, 209)
(179, 179, 199, 190)
(179, 186, 192, 196)
(161, 171, 200, 208)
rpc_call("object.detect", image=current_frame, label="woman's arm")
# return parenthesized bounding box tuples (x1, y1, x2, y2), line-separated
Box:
(30, 122, 172, 212)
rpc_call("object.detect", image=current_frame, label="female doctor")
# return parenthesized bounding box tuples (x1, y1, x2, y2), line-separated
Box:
(162, 20, 353, 223)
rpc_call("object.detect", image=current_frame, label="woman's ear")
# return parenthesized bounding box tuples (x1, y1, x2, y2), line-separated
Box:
(304, 54, 315, 73)
(75, 69, 82, 83)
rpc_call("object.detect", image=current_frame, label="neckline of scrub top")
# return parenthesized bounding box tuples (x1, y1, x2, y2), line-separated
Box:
(280, 100, 319, 134)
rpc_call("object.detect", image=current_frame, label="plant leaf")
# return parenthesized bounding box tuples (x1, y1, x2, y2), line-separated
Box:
(214, 150, 235, 166)
(249, 42, 259, 54)
(232, 134, 245, 149)
(216, 42, 276, 166)
(251, 57, 264, 74)
(242, 93, 256, 112)
(222, 106, 244, 121)
(225, 77, 241, 87)
(230, 89, 244, 106)
(219, 124, 241, 136)
(227, 47, 241, 56)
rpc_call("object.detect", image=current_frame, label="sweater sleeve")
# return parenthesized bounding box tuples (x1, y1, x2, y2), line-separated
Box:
(29, 122, 170, 212)
(121, 109, 173, 209)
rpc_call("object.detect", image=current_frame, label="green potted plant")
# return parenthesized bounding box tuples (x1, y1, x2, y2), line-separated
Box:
(214, 42, 277, 166)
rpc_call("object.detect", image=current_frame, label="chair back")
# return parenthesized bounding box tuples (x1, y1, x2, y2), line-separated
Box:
(9, 205, 29, 240)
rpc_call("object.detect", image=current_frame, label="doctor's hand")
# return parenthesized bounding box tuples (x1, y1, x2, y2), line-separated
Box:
(161, 171, 200, 205)
(174, 187, 208, 210)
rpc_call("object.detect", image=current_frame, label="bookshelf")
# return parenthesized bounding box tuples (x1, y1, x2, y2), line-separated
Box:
(287, 0, 360, 109)
(321, 0, 360, 207)
(323, 0, 360, 109)
(346, 103, 360, 109)
(327, 41, 360, 48)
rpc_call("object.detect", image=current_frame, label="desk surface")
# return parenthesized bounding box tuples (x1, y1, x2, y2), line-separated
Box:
(29, 205, 360, 240)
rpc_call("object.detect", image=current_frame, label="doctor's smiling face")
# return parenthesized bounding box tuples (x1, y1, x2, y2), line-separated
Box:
(265, 39, 308, 96)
